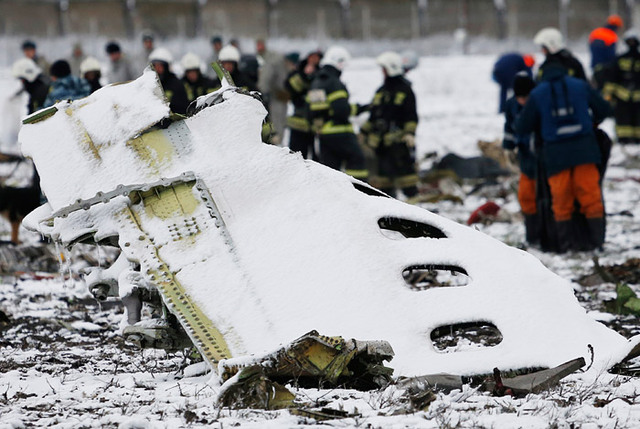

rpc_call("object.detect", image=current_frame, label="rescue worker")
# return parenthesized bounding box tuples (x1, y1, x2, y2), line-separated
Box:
(68, 42, 85, 77)
(218, 45, 258, 91)
(307, 46, 368, 181)
(208, 35, 223, 66)
(602, 29, 640, 143)
(80, 56, 103, 94)
(44, 60, 91, 108)
(22, 40, 50, 83)
(502, 73, 539, 244)
(135, 31, 156, 73)
(149, 48, 189, 115)
(515, 64, 612, 252)
(534, 27, 587, 81)
(105, 41, 135, 84)
(360, 51, 419, 198)
(284, 50, 322, 160)
(492, 52, 535, 112)
(180, 52, 220, 105)
(257, 38, 289, 144)
(589, 14, 623, 89)
(11, 58, 49, 113)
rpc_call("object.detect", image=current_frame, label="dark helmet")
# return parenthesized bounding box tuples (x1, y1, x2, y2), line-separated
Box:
(50, 60, 72, 78)
(22, 40, 36, 50)
(105, 41, 121, 54)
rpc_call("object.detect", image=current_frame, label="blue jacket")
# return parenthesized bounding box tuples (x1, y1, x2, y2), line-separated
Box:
(515, 66, 612, 176)
(589, 24, 619, 69)
(492, 53, 532, 112)
(44, 75, 91, 107)
(502, 97, 536, 178)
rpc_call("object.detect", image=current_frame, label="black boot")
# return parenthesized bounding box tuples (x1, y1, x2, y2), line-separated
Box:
(524, 214, 540, 245)
(587, 217, 606, 250)
(555, 220, 574, 253)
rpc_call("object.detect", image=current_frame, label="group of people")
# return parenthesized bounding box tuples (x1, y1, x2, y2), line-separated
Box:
(497, 17, 638, 254)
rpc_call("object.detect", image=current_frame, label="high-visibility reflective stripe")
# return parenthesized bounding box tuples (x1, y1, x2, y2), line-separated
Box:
(320, 122, 354, 134)
(395, 174, 419, 188)
(404, 121, 417, 134)
(557, 124, 583, 135)
(287, 116, 310, 132)
(288, 74, 306, 93)
(616, 125, 635, 138)
(350, 104, 358, 116)
(309, 101, 330, 111)
(503, 132, 515, 141)
(327, 90, 348, 103)
(345, 169, 369, 179)
(394, 92, 407, 105)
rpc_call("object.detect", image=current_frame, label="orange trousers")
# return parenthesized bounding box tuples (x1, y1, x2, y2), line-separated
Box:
(518, 173, 537, 215)
(547, 163, 603, 221)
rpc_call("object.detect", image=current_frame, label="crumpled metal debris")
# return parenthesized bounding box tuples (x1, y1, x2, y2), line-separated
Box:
(217, 330, 394, 409)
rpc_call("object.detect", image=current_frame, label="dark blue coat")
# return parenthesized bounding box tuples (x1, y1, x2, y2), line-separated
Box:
(44, 75, 91, 108)
(515, 67, 612, 176)
(589, 24, 619, 69)
(502, 96, 536, 178)
(492, 53, 532, 112)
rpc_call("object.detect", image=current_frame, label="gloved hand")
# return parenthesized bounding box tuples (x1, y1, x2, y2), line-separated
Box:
(402, 133, 416, 148)
(383, 130, 404, 146)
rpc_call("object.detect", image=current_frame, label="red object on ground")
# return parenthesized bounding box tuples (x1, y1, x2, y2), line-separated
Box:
(467, 201, 501, 225)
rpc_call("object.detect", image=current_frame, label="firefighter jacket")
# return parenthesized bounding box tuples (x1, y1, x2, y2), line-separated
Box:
(537, 49, 587, 82)
(182, 73, 220, 104)
(24, 76, 49, 114)
(602, 46, 640, 103)
(307, 65, 354, 135)
(589, 24, 619, 69)
(284, 59, 315, 132)
(503, 96, 537, 178)
(158, 70, 189, 115)
(515, 66, 612, 176)
(229, 67, 259, 92)
(360, 76, 418, 148)
(43, 75, 91, 108)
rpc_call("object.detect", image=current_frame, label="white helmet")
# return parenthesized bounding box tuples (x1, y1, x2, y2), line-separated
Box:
(376, 51, 404, 77)
(148, 47, 173, 64)
(218, 45, 240, 63)
(320, 46, 351, 71)
(624, 28, 640, 43)
(80, 56, 101, 75)
(12, 58, 41, 82)
(181, 52, 202, 71)
(401, 50, 419, 72)
(533, 27, 565, 54)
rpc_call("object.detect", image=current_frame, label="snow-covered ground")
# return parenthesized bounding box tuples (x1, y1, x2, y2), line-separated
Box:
(1, 51, 640, 428)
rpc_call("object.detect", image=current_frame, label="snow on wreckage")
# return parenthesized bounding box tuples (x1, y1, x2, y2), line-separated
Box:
(17, 65, 640, 401)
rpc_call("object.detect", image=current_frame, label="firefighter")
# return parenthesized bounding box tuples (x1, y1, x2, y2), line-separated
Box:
(180, 53, 220, 105)
(502, 73, 538, 244)
(492, 52, 535, 112)
(360, 51, 418, 198)
(80, 56, 103, 94)
(21, 40, 50, 83)
(284, 50, 322, 160)
(218, 45, 258, 91)
(602, 29, 640, 143)
(515, 64, 612, 252)
(307, 46, 368, 181)
(148, 48, 189, 115)
(589, 14, 623, 89)
(12, 58, 49, 113)
(534, 27, 587, 81)
(44, 60, 91, 108)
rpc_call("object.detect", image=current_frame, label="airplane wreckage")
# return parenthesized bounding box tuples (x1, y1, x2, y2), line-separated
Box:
(17, 66, 640, 408)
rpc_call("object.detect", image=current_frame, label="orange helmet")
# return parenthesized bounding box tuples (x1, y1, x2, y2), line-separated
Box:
(523, 54, 535, 68)
(607, 14, 623, 28)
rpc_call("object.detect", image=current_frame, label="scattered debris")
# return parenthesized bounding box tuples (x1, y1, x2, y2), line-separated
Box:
(483, 357, 586, 397)
(579, 257, 640, 287)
